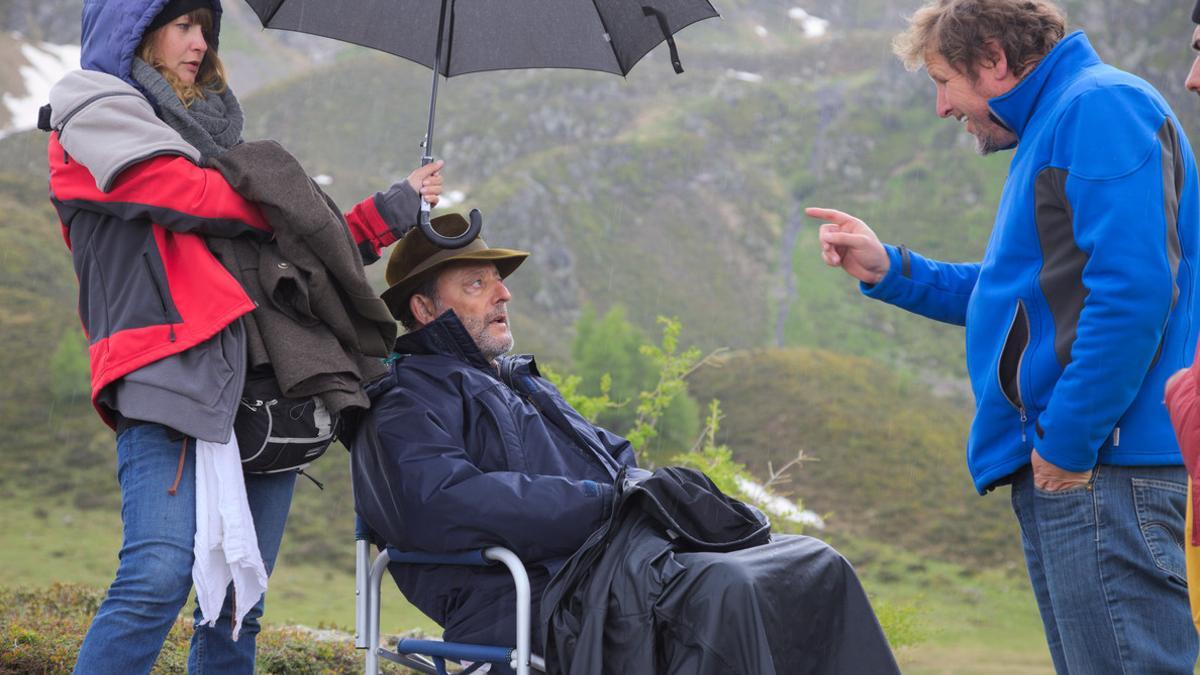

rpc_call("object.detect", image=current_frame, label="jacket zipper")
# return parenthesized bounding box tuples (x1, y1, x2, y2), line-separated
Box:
(55, 91, 144, 145)
(522, 392, 579, 457)
(998, 301, 1031, 443)
(500, 356, 618, 475)
(1017, 341, 1027, 444)
(142, 253, 176, 342)
(519, 388, 616, 476)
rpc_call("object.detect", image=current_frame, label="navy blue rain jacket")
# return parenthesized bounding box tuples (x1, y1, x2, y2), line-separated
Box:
(350, 311, 637, 640)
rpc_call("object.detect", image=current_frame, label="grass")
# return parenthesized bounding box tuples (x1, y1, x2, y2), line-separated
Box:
(838, 537, 1052, 673)
(2, 483, 1059, 672)
(0, 490, 436, 637)
(0, 583, 412, 674)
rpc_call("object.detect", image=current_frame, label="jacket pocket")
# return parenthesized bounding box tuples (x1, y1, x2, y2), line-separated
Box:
(142, 252, 176, 342)
(998, 300, 1030, 412)
(121, 321, 239, 409)
(1132, 477, 1187, 585)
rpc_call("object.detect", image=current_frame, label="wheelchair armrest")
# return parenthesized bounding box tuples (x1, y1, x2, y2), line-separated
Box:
(364, 545, 534, 675)
(480, 547, 532, 675)
(385, 548, 492, 566)
(355, 515, 372, 542)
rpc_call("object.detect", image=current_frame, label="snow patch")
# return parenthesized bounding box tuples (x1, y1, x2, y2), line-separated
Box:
(2, 41, 81, 137)
(736, 476, 826, 529)
(312, 174, 334, 186)
(726, 69, 764, 84)
(439, 190, 466, 208)
(754, 25, 769, 38)
(788, 8, 830, 38)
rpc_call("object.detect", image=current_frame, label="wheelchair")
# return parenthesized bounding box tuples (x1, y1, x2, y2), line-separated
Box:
(354, 516, 547, 675)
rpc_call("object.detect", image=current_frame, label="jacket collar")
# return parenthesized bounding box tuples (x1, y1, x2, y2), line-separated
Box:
(988, 31, 1102, 146)
(393, 310, 496, 373)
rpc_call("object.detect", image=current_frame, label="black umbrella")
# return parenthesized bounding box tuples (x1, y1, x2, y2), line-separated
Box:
(243, 0, 719, 247)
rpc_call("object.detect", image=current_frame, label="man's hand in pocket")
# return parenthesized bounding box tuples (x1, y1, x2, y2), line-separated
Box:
(1031, 448, 1093, 492)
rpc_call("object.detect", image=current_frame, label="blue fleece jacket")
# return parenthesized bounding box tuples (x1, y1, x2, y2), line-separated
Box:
(864, 32, 1200, 493)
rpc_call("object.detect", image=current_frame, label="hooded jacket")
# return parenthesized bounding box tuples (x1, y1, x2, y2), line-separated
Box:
(864, 33, 1200, 492)
(350, 311, 637, 645)
(50, 0, 422, 430)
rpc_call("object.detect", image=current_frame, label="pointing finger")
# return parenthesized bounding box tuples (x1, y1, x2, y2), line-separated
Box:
(805, 206, 859, 225)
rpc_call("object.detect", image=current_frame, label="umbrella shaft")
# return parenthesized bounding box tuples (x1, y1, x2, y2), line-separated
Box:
(425, 68, 439, 160)
(424, 0, 452, 162)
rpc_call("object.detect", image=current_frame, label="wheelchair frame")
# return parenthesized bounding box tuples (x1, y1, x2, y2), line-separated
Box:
(355, 519, 545, 675)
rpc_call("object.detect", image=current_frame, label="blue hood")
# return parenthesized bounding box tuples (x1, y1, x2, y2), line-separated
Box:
(81, 0, 222, 90)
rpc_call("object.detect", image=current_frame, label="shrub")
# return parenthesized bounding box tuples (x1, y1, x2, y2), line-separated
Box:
(871, 599, 928, 650)
(569, 306, 700, 459)
(49, 330, 90, 402)
(0, 584, 414, 674)
(552, 317, 820, 540)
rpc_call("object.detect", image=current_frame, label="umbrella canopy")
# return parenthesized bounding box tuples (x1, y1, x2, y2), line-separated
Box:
(243, 0, 719, 248)
(246, 0, 717, 77)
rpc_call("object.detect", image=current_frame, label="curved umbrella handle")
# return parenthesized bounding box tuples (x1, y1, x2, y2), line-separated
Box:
(416, 156, 481, 248)
(420, 208, 482, 249)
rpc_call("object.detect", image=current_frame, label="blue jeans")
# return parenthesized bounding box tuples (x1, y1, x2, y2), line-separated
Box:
(1009, 462, 1197, 673)
(73, 424, 297, 674)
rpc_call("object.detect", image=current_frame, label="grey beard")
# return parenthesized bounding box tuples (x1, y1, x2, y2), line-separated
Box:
(442, 304, 514, 363)
(976, 134, 1005, 155)
(477, 327, 514, 363)
(973, 122, 1016, 155)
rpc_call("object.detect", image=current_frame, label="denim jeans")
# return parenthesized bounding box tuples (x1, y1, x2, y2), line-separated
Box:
(73, 423, 297, 674)
(1009, 462, 1197, 673)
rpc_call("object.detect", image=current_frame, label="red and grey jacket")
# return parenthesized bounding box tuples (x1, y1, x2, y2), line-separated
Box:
(47, 71, 419, 428)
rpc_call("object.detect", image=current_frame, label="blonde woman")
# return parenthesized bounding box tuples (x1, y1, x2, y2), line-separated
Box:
(47, 1, 441, 671)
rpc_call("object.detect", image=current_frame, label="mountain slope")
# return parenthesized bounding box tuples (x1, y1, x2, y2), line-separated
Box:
(688, 348, 1021, 565)
(0, 0, 1194, 575)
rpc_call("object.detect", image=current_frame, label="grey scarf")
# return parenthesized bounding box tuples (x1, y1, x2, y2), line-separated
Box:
(131, 57, 243, 161)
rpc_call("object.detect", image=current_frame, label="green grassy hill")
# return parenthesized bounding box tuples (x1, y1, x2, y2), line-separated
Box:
(225, 0, 1200, 376)
(0, 0, 1190, 587)
(688, 347, 1020, 566)
(1, 0, 1196, 670)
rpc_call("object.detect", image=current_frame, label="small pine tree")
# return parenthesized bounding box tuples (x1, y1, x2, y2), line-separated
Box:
(552, 315, 812, 536)
(49, 330, 90, 402)
(570, 306, 700, 459)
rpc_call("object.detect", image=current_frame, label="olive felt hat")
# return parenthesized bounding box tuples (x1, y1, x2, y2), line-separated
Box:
(380, 212, 529, 319)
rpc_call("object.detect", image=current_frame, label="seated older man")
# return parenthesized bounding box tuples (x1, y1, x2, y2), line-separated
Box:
(350, 214, 899, 674)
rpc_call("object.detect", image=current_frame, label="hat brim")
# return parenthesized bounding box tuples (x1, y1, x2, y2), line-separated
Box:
(381, 247, 529, 319)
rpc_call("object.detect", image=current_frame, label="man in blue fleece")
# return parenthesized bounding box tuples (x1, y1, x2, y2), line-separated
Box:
(808, 0, 1199, 671)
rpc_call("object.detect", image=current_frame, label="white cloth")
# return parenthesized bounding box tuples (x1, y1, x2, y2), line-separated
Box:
(193, 435, 267, 641)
